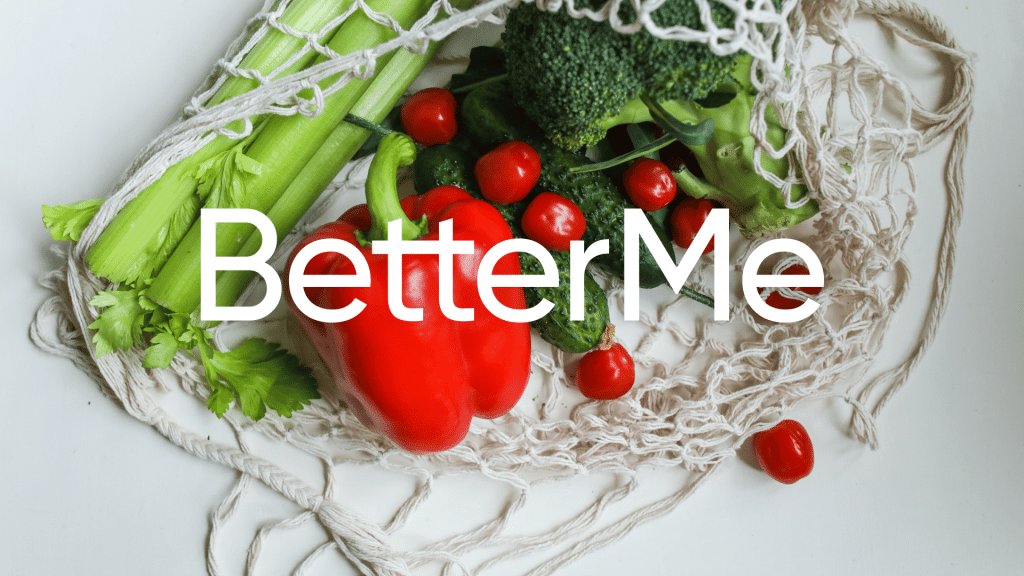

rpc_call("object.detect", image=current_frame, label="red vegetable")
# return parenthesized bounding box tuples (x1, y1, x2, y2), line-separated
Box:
(286, 135, 531, 453)
(670, 196, 716, 254)
(521, 192, 586, 251)
(575, 325, 635, 400)
(763, 264, 822, 310)
(752, 419, 814, 484)
(400, 87, 458, 146)
(622, 157, 676, 211)
(475, 141, 541, 204)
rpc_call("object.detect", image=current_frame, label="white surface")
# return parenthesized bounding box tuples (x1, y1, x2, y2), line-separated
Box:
(2, 1, 1022, 575)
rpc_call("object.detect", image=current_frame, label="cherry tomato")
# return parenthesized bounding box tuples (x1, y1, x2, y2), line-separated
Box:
(576, 342, 635, 400)
(622, 157, 676, 211)
(763, 264, 823, 310)
(400, 87, 458, 146)
(752, 419, 814, 484)
(521, 192, 586, 251)
(670, 196, 717, 255)
(474, 141, 541, 204)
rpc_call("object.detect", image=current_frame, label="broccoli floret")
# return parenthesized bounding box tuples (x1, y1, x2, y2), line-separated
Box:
(663, 54, 819, 238)
(502, 2, 640, 149)
(501, 0, 739, 150)
(631, 0, 739, 103)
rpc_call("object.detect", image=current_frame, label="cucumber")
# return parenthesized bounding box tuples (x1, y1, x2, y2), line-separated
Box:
(460, 81, 676, 289)
(413, 144, 608, 353)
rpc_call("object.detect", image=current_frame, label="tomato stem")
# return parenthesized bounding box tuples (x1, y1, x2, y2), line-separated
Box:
(597, 323, 616, 351)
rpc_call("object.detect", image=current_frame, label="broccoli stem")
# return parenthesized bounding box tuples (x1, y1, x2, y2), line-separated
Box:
(596, 55, 819, 238)
(665, 91, 819, 238)
(598, 98, 658, 131)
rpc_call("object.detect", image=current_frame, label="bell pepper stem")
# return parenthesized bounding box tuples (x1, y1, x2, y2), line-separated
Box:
(358, 133, 427, 244)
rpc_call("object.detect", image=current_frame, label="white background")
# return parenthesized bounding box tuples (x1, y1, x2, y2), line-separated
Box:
(2, 1, 1022, 574)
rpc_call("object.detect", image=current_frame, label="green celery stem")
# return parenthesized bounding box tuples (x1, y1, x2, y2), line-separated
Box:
(207, 0, 355, 108)
(84, 138, 235, 283)
(84, 0, 356, 283)
(147, 0, 438, 312)
(214, 43, 443, 306)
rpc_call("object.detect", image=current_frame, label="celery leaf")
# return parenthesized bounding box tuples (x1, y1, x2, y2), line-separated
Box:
(206, 386, 235, 419)
(200, 338, 319, 421)
(157, 194, 202, 273)
(88, 286, 150, 357)
(196, 147, 263, 209)
(84, 283, 317, 421)
(143, 332, 181, 369)
(42, 199, 104, 242)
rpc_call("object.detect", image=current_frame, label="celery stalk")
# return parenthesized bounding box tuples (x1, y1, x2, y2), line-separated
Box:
(146, 0, 439, 312)
(213, 38, 448, 306)
(85, 0, 355, 283)
(207, 0, 356, 108)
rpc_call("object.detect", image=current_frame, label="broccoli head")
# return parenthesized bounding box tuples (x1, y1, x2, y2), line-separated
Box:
(663, 54, 820, 238)
(501, 0, 740, 150)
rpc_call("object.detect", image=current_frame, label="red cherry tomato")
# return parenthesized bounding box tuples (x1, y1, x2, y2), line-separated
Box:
(474, 141, 541, 205)
(670, 196, 717, 255)
(576, 342, 635, 400)
(622, 157, 676, 211)
(763, 264, 823, 310)
(752, 419, 814, 484)
(400, 87, 458, 146)
(521, 192, 586, 251)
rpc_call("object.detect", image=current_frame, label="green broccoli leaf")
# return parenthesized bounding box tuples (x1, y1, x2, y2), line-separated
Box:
(449, 45, 507, 93)
(694, 90, 739, 109)
(42, 199, 104, 242)
(641, 95, 715, 147)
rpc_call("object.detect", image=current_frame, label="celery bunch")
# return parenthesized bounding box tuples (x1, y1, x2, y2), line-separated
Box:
(42, 0, 473, 421)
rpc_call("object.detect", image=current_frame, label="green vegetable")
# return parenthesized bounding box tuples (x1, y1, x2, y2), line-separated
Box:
(146, 0, 444, 313)
(413, 144, 609, 353)
(41, 0, 475, 421)
(214, 39, 451, 307)
(460, 81, 680, 290)
(81, 280, 319, 420)
(501, 0, 740, 150)
(83, 0, 359, 284)
(42, 199, 103, 242)
(664, 54, 819, 238)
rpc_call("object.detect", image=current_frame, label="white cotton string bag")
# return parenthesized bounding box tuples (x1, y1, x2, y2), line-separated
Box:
(30, 0, 975, 574)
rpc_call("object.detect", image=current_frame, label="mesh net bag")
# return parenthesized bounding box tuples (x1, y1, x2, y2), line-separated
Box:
(31, 0, 975, 574)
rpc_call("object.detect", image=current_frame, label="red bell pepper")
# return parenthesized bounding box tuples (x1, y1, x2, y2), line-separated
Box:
(285, 133, 531, 453)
